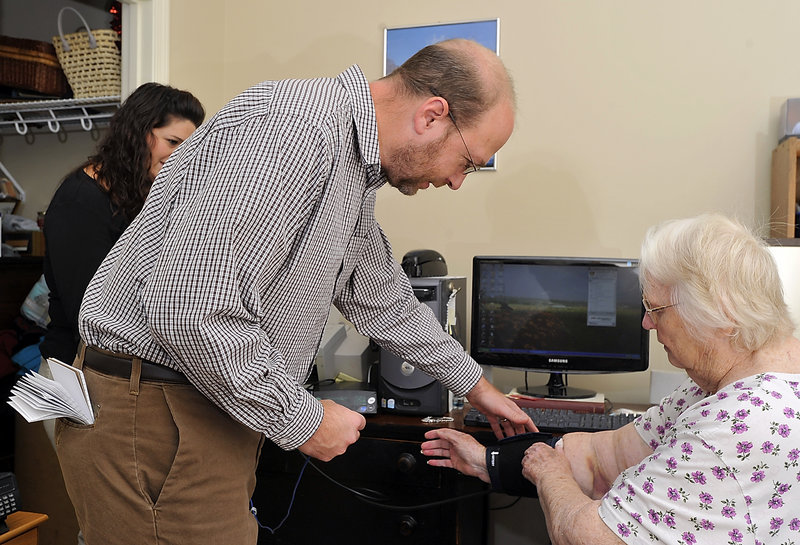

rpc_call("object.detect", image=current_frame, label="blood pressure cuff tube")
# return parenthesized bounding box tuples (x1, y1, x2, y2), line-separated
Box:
(485, 432, 561, 497)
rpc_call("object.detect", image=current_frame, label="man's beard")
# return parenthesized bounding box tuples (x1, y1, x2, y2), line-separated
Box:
(382, 134, 448, 196)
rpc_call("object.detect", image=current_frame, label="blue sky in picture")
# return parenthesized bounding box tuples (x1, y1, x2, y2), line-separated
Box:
(384, 20, 498, 75)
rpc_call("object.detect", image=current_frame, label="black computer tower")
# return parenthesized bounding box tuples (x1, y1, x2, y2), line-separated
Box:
(379, 276, 467, 416)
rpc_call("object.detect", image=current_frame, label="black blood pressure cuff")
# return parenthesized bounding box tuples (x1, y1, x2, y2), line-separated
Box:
(485, 432, 560, 498)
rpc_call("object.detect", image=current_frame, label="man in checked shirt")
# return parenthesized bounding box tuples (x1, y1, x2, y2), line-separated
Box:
(57, 38, 534, 544)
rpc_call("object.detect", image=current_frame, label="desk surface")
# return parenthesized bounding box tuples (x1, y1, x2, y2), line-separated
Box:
(363, 406, 497, 443)
(363, 402, 652, 443)
(0, 512, 48, 543)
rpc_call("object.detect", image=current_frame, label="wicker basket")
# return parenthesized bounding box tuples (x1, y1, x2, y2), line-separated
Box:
(0, 35, 71, 97)
(52, 7, 120, 98)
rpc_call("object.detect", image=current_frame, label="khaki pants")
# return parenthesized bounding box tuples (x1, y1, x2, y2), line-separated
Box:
(55, 354, 264, 545)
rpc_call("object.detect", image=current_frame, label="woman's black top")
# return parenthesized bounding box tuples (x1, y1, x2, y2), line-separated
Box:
(40, 169, 128, 363)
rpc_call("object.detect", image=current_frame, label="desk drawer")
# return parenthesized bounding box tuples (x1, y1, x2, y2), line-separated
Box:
(255, 437, 487, 544)
(312, 437, 440, 490)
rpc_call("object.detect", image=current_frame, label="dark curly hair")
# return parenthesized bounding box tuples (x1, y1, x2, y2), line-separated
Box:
(84, 82, 205, 222)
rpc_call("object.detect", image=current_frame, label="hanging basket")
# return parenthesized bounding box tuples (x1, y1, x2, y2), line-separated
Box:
(52, 7, 120, 98)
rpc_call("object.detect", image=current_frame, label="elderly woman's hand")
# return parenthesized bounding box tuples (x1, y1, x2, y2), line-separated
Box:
(521, 438, 571, 487)
(421, 428, 490, 484)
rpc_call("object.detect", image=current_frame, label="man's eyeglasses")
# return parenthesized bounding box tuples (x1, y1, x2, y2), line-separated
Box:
(446, 110, 481, 176)
(642, 297, 677, 324)
(429, 87, 481, 176)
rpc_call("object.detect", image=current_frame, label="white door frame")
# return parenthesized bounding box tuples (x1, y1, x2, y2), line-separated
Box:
(120, 0, 170, 97)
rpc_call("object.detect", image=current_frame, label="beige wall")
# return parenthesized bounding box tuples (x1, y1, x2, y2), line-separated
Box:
(165, 0, 800, 403)
(5, 1, 800, 404)
(1, 130, 104, 217)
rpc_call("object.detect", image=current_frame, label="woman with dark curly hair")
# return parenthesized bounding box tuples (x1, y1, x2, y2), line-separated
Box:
(40, 82, 204, 367)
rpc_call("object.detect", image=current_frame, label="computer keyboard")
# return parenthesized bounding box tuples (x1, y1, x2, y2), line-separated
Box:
(463, 406, 639, 433)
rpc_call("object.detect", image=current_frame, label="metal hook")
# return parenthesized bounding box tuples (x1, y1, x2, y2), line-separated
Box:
(80, 107, 93, 131)
(47, 108, 61, 133)
(13, 112, 28, 136)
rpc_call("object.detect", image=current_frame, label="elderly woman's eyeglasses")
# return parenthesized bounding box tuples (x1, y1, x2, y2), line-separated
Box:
(642, 297, 677, 324)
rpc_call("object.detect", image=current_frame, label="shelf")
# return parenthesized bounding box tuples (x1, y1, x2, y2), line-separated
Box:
(0, 96, 120, 136)
(0, 97, 120, 205)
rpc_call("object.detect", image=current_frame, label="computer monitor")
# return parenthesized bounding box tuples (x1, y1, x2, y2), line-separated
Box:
(470, 256, 649, 399)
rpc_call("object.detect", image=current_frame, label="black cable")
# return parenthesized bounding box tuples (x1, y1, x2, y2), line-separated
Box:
(250, 455, 311, 534)
(303, 378, 335, 393)
(303, 454, 492, 511)
(488, 495, 522, 510)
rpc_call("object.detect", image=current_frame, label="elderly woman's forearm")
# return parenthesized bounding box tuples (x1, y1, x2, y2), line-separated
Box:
(536, 475, 623, 545)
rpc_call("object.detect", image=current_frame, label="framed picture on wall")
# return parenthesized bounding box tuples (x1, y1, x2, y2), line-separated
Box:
(383, 19, 500, 169)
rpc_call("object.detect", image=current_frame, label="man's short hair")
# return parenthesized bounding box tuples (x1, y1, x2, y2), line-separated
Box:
(387, 38, 514, 128)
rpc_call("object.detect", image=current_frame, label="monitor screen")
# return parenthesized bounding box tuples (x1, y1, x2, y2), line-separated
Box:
(470, 256, 649, 398)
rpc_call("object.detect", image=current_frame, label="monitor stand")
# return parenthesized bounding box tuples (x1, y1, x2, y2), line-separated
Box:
(518, 372, 595, 399)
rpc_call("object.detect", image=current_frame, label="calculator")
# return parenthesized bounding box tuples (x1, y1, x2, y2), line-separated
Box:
(0, 472, 20, 532)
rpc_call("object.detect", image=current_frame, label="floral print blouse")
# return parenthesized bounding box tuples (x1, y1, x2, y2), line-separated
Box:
(598, 373, 800, 544)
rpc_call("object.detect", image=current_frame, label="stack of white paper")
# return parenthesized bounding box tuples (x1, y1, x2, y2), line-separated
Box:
(7, 358, 94, 425)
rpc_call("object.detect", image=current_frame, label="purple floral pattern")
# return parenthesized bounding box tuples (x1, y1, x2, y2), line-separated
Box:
(598, 374, 800, 544)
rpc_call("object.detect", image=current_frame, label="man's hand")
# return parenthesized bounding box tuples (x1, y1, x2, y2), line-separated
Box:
(421, 428, 490, 483)
(298, 399, 366, 461)
(466, 377, 538, 438)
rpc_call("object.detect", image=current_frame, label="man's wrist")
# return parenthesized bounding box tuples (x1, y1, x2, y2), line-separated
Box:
(269, 391, 324, 450)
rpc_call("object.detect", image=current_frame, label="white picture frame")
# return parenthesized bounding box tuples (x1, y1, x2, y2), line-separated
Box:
(384, 19, 501, 170)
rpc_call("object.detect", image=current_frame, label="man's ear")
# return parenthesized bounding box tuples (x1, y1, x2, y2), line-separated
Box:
(413, 96, 448, 135)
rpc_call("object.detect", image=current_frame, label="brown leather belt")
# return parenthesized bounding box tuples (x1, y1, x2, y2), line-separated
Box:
(84, 346, 189, 384)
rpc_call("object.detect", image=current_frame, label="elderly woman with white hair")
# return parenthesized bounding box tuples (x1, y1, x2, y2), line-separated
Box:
(421, 213, 800, 545)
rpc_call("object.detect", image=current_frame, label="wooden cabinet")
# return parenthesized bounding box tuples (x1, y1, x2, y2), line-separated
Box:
(0, 257, 42, 329)
(0, 257, 44, 472)
(770, 137, 800, 238)
(0, 512, 48, 545)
